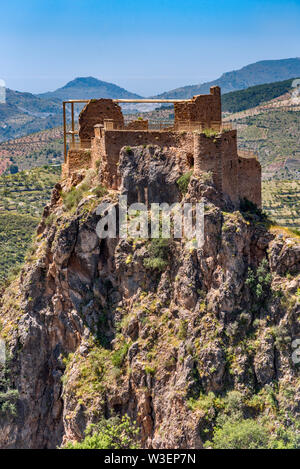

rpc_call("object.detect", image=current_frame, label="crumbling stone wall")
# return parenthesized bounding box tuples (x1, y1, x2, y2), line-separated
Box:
(66, 89, 261, 208)
(238, 157, 262, 207)
(220, 131, 239, 206)
(193, 132, 223, 193)
(175, 86, 222, 130)
(67, 126, 261, 209)
(78, 99, 124, 145)
(93, 130, 194, 188)
(193, 130, 259, 208)
(125, 119, 149, 130)
(63, 149, 92, 178)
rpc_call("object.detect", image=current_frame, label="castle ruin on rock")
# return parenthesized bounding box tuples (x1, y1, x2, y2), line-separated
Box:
(62, 86, 261, 208)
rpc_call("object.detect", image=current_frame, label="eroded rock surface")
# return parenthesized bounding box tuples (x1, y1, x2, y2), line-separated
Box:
(0, 146, 299, 448)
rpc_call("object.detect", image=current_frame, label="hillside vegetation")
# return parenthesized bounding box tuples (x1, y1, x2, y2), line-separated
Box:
(0, 89, 62, 142)
(236, 110, 300, 179)
(222, 78, 296, 113)
(0, 78, 141, 141)
(262, 180, 300, 231)
(0, 127, 64, 175)
(0, 165, 61, 288)
(1, 150, 299, 449)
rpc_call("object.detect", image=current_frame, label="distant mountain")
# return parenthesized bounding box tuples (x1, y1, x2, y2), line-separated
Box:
(0, 89, 61, 142)
(2, 58, 300, 142)
(154, 58, 300, 99)
(5, 88, 60, 114)
(222, 78, 298, 113)
(38, 76, 143, 101)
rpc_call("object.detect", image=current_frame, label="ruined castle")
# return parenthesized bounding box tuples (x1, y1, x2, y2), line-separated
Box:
(63, 86, 261, 208)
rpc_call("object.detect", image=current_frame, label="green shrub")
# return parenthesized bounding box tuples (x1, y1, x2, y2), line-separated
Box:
(269, 419, 300, 449)
(92, 184, 107, 198)
(245, 259, 272, 310)
(143, 257, 168, 271)
(45, 212, 56, 226)
(111, 343, 129, 368)
(64, 415, 140, 449)
(178, 320, 188, 340)
(204, 418, 269, 449)
(202, 128, 218, 138)
(62, 184, 89, 210)
(176, 171, 193, 194)
(240, 198, 270, 226)
(0, 356, 19, 417)
(145, 365, 156, 376)
(143, 238, 170, 272)
(270, 325, 291, 350)
(9, 165, 19, 174)
(0, 389, 19, 417)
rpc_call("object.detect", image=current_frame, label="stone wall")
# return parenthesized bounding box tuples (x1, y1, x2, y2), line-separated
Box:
(125, 119, 149, 130)
(65, 90, 261, 209)
(94, 130, 194, 188)
(78, 99, 124, 145)
(174, 86, 222, 130)
(193, 130, 260, 208)
(238, 157, 262, 207)
(66, 126, 261, 209)
(220, 131, 239, 206)
(63, 149, 92, 177)
(193, 132, 222, 192)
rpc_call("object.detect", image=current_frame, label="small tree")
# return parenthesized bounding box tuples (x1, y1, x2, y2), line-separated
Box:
(64, 415, 140, 449)
(9, 165, 19, 174)
(204, 418, 269, 449)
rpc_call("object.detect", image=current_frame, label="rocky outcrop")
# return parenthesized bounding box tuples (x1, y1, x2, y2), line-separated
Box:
(0, 146, 299, 449)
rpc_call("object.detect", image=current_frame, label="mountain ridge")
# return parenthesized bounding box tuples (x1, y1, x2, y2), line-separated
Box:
(38, 76, 143, 101)
(1, 58, 300, 142)
(153, 58, 300, 99)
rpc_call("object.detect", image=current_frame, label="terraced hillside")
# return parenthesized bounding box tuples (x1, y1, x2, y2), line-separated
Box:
(0, 165, 61, 288)
(0, 126, 64, 175)
(236, 110, 300, 179)
(262, 180, 300, 231)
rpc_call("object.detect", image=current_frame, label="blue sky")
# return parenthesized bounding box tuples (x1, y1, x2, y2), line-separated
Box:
(0, 0, 300, 96)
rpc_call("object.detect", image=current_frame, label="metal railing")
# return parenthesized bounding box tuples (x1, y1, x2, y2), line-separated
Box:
(62, 98, 224, 161)
(123, 118, 174, 130)
(63, 100, 89, 162)
(66, 131, 91, 151)
(63, 98, 191, 162)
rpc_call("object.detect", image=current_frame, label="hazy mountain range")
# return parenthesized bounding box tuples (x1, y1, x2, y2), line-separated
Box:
(0, 57, 300, 141)
(154, 57, 300, 99)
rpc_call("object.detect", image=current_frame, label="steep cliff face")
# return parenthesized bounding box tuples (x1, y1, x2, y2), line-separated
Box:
(0, 146, 299, 449)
